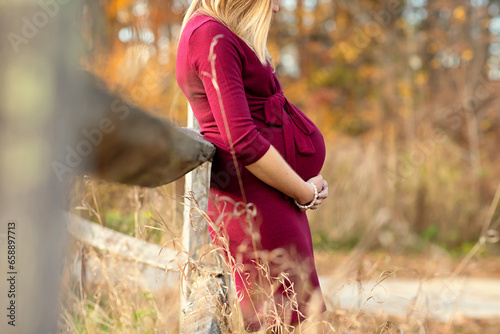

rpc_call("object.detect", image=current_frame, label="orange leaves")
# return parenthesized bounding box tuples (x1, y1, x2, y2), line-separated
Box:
(415, 72, 428, 86)
(397, 81, 412, 99)
(461, 49, 474, 62)
(453, 6, 467, 22)
(105, 0, 136, 21)
(359, 65, 377, 80)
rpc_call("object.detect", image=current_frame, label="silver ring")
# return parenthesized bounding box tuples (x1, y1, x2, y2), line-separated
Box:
(311, 207, 318, 210)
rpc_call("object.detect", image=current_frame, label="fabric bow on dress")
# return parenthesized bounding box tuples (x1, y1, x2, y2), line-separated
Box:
(247, 90, 317, 171)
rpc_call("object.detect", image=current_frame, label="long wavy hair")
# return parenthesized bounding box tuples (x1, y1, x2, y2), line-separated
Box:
(178, 0, 274, 66)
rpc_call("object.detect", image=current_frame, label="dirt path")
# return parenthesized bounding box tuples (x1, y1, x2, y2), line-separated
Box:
(319, 275, 500, 321)
(313, 250, 500, 322)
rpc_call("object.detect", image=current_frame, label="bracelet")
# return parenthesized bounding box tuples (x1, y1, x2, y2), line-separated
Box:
(294, 182, 318, 210)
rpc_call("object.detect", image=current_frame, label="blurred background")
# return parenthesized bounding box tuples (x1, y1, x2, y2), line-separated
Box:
(66, 0, 500, 332)
(2, 0, 500, 333)
(79, 0, 500, 254)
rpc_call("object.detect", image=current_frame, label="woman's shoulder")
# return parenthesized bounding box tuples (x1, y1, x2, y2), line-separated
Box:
(185, 13, 238, 43)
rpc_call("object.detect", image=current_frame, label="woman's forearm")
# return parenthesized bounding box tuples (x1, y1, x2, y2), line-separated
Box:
(245, 145, 315, 204)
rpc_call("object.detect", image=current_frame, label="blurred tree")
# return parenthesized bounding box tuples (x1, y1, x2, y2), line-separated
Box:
(83, 0, 500, 244)
(84, 0, 187, 124)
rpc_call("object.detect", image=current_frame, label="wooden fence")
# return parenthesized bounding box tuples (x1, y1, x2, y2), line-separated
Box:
(64, 105, 228, 334)
(65, 114, 229, 333)
(0, 2, 228, 332)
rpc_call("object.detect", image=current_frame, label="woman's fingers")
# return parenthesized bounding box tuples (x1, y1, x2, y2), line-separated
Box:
(310, 184, 328, 209)
(314, 199, 323, 206)
(317, 185, 328, 199)
(303, 175, 328, 211)
(306, 174, 324, 193)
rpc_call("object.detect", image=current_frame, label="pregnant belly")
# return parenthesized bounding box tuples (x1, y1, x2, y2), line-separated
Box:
(256, 120, 326, 181)
(294, 128, 326, 180)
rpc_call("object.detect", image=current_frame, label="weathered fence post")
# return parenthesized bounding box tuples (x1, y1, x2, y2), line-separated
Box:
(180, 106, 231, 334)
(182, 106, 213, 271)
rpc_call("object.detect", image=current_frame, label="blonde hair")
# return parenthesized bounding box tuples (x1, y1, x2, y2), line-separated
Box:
(178, 0, 274, 67)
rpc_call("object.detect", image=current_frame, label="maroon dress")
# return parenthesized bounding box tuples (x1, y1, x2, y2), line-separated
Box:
(176, 13, 327, 330)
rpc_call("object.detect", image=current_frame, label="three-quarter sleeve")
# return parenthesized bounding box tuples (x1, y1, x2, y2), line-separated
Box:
(188, 22, 271, 166)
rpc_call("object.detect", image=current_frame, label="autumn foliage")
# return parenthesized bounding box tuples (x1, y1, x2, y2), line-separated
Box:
(84, 0, 500, 247)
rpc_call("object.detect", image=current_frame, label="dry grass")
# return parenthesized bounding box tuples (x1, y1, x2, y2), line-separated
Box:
(57, 169, 500, 333)
(310, 136, 500, 253)
(58, 243, 181, 333)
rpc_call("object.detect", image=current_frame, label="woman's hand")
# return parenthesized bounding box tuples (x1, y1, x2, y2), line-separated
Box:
(296, 175, 327, 211)
(312, 179, 328, 209)
(245, 146, 327, 211)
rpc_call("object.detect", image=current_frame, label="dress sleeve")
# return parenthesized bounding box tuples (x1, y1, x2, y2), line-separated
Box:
(188, 22, 271, 166)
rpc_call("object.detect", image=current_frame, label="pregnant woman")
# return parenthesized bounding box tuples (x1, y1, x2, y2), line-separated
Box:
(176, 0, 328, 331)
